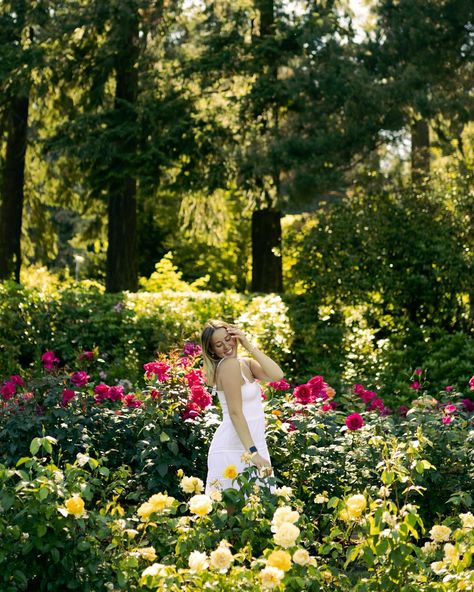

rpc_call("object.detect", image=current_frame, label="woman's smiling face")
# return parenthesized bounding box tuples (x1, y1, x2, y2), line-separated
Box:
(211, 328, 237, 359)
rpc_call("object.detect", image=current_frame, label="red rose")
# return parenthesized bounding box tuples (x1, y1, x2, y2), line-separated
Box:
(345, 413, 364, 430)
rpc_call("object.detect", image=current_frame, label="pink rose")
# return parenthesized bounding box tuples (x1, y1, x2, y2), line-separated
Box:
(410, 381, 421, 390)
(445, 385, 454, 392)
(360, 390, 377, 404)
(442, 415, 453, 425)
(321, 401, 337, 412)
(108, 386, 124, 402)
(185, 370, 205, 388)
(190, 385, 212, 409)
(397, 405, 409, 416)
(414, 368, 423, 375)
(353, 384, 366, 395)
(293, 384, 316, 405)
(444, 404, 457, 414)
(150, 389, 161, 400)
(1, 381, 16, 400)
(94, 383, 110, 402)
(10, 375, 24, 387)
(367, 398, 385, 413)
(143, 361, 170, 381)
(80, 351, 95, 361)
(123, 394, 142, 408)
(41, 351, 60, 370)
(461, 398, 474, 412)
(469, 376, 474, 390)
(268, 379, 291, 390)
(183, 342, 202, 357)
(61, 389, 76, 406)
(71, 371, 90, 387)
(182, 401, 201, 420)
(345, 413, 364, 430)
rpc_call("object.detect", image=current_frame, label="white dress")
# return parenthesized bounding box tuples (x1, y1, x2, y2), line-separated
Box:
(205, 358, 272, 495)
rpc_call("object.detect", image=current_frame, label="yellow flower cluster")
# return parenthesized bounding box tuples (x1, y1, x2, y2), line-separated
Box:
(137, 493, 175, 520)
(271, 505, 301, 548)
(64, 495, 85, 517)
(340, 494, 366, 521)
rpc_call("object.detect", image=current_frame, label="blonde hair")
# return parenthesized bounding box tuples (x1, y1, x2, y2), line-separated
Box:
(201, 319, 232, 386)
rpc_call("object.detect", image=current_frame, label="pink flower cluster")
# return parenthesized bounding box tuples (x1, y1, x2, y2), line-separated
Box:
(143, 361, 170, 381)
(353, 383, 390, 415)
(1, 375, 25, 400)
(92, 383, 142, 407)
(293, 375, 330, 405)
(41, 351, 60, 370)
(268, 379, 291, 390)
(183, 342, 202, 357)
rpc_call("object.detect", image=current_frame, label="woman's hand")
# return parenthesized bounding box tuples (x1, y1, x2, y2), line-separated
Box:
(227, 325, 253, 351)
(252, 452, 272, 477)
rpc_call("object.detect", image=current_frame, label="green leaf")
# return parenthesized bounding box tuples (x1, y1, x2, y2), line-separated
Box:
(159, 431, 170, 442)
(38, 486, 49, 501)
(30, 438, 41, 456)
(327, 496, 339, 508)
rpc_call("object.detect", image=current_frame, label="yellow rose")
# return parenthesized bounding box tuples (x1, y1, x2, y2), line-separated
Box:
(292, 548, 311, 566)
(210, 541, 233, 572)
(267, 549, 292, 571)
(222, 464, 238, 480)
(137, 501, 155, 520)
(430, 561, 446, 575)
(188, 551, 209, 573)
(65, 495, 85, 517)
(430, 525, 451, 543)
(140, 563, 167, 580)
(259, 566, 284, 589)
(189, 494, 213, 517)
(273, 522, 300, 549)
(138, 547, 157, 561)
(460, 512, 474, 529)
(209, 489, 222, 502)
(345, 494, 366, 519)
(271, 506, 300, 531)
(180, 476, 204, 494)
(314, 493, 328, 504)
(148, 493, 174, 512)
(274, 486, 293, 499)
(443, 543, 460, 564)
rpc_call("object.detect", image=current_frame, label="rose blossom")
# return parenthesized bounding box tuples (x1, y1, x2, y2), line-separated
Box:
(190, 385, 212, 409)
(79, 351, 94, 361)
(143, 361, 170, 381)
(345, 413, 364, 430)
(415, 368, 423, 375)
(268, 379, 291, 390)
(397, 405, 409, 416)
(107, 385, 124, 401)
(1, 381, 16, 400)
(182, 401, 201, 420)
(367, 397, 385, 413)
(445, 385, 454, 392)
(183, 342, 202, 357)
(469, 376, 474, 390)
(441, 415, 453, 425)
(461, 398, 474, 412)
(10, 375, 24, 387)
(410, 381, 421, 390)
(61, 389, 76, 406)
(70, 371, 90, 387)
(123, 394, 142, 408)
(360, 390, 377, 404)
(41, 351, 60, 370)
(293, 384, 316, 405)
(444, 404, 457, 414)
(185, 369, 204, 388)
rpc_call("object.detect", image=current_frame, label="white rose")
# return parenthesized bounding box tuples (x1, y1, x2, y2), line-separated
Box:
(460, 512, 474, 529)
(292, 548, 311, 566)
(259, 566, 284, 589)
(189, 494, 213, 517)
(188, 551, 209, 573)
(271, 506, 300, 531)
(273, 522, 300, 548)
(430, 525, 451, 543)
(210, 542, 233, 573)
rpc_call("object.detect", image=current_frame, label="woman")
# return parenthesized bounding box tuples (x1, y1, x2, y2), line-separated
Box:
(201, 319, 285, 495)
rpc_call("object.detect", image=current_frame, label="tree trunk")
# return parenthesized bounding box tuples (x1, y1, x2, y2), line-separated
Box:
(0, 95, 29, 282)
(251, 208, 283, 292)
(411, 118, 430, 185)
(106, 4, 139, 293)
